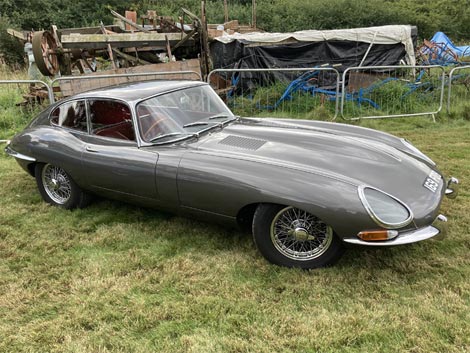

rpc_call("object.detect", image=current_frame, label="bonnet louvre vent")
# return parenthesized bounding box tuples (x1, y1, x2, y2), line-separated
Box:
(219, 135, 267, 150)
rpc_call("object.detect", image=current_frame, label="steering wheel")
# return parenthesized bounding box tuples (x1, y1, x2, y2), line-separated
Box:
(143, 116, 166, 141)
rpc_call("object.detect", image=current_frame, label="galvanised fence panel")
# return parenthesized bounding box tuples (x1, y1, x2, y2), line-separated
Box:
(447, 65, 470, 113)
(207, 68, 341, 120)
(340, 65, 446, 120)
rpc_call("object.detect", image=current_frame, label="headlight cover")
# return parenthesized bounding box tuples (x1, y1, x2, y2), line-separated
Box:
(401, 138, 435, 166)
(358, 186, 413, 229)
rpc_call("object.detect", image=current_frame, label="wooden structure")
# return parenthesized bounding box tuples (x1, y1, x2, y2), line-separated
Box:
(57, 59, 201, 97)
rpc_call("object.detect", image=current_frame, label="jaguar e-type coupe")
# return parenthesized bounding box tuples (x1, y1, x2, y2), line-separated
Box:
(5, 80, 459, 268)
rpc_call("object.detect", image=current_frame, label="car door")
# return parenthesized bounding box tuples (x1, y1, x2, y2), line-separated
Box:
(80, 98, 159, 202)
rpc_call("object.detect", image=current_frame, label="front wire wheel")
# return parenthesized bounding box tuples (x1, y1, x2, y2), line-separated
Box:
(35, 163, 91, 209)
(253, 204, 344, 269)
(42, 164, 72, 204)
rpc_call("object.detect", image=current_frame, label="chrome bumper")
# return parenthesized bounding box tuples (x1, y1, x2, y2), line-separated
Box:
(445, 177, 459, 199)
(343, 214, 448, 246)
(4, 144, 36, 162)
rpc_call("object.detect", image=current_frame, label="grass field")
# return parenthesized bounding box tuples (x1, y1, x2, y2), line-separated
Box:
(0, 71, 469, 352)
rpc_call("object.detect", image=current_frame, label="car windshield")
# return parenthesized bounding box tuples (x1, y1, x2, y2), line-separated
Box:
(136, 85, 236, 143)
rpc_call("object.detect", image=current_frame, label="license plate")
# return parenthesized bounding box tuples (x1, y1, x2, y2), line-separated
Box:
(423, 170, 441, 193)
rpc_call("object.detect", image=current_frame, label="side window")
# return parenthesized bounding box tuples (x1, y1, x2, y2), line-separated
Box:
(89, 100, 135, 141)
(50, 100, 87, 131)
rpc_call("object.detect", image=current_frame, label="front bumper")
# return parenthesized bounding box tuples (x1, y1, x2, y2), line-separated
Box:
(445, 177, 459, 199)
(344, 175, 458, 247)
(343, 214, 448, 246)
(4, 144, 36, 162)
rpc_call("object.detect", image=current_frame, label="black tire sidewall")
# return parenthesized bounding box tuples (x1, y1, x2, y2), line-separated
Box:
(252, 204, 344, 269)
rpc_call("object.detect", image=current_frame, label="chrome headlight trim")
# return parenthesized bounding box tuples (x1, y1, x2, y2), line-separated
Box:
(401, 138, 435, 166)
(358, 185, 414, 229)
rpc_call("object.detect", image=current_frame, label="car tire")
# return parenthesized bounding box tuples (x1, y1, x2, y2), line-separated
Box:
(252, 204, 344, 269)
(35, 163, 91, 209)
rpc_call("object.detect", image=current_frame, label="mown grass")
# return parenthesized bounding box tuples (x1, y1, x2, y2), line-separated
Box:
(1, 69, 470, 352)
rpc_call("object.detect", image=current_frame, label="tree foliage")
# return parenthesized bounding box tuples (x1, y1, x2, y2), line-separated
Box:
(1, 0, 469, 66)
(1, 0, 469, 38)
(0, 17, 24, 66)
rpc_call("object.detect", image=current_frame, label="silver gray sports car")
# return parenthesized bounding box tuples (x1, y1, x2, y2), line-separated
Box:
(5, 80, 459, 268)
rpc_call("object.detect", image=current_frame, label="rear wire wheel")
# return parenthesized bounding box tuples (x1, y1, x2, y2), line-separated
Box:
(253, 204, 344, 269)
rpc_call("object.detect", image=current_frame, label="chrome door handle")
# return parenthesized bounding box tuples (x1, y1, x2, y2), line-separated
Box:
(86, 145, 99, 153)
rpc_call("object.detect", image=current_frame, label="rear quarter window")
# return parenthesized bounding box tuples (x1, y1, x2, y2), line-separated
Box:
(50, 100, 87, 132)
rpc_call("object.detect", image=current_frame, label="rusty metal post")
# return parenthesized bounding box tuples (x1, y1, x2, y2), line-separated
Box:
(200, 1, 211, 80)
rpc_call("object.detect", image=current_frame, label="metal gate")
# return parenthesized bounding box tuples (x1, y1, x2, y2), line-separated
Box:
(340, 65, 446, 120)
(207, 67, 341, 120)
(447, 65, 470, 113)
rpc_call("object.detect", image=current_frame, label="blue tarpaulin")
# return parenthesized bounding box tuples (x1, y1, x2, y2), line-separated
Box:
(430, 32, 470, 58)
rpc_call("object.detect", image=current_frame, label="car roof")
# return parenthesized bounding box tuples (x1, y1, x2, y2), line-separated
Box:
(72, 80, 207, 102)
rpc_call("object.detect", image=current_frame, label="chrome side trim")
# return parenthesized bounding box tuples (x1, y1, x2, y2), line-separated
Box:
(343, 214, 447, 246)
(445, 177, 459, 199)
(358, 185, 414, 229)
(4, 145, 36, 162)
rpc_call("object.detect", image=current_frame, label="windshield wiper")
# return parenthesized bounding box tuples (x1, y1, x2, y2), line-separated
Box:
(149, 132, 197, 143)
(178, 116, 239, 137)
(182, 121, 209, 128)
(209, 114, 233, 120)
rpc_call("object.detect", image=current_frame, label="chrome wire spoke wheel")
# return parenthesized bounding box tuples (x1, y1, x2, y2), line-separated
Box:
(41, 164, 72, 205)
(270, 206, 333, 261)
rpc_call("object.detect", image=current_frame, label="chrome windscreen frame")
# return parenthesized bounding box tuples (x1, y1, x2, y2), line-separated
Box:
(358, 185, 414, 230)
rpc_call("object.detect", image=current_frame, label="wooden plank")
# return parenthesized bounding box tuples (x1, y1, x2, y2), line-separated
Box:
(100, 22, 117, 70)
(7, 28, 27, 41)
(59, 59, 201, 97)
(61, 32, 195, 49)
(208, 20, 239, 31)
(111, 9, 150, 33)
(172, 28, 197, 51)
(59, 25, 122, 36)
(112, 48, 151, 65)
(224, 20, 239, 30)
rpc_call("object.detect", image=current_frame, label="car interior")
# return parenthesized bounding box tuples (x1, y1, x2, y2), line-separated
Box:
(89, 100, 135, 141)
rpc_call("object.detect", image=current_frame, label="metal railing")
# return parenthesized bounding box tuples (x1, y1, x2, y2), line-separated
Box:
(0, 79, 54, 103)
(50, 70, 202, 102)
(340, 65, 446, 120)
(447, 65, 470, 112)
(1, 65, 469, 121)
(207, 67, 341, 119)
(0, 80, 54, 142)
